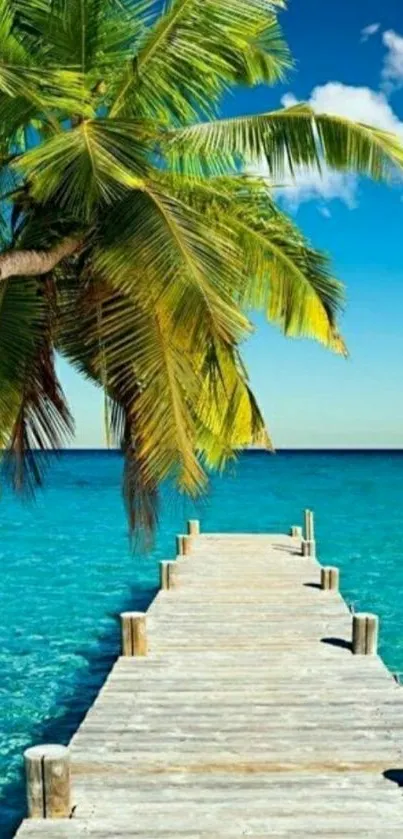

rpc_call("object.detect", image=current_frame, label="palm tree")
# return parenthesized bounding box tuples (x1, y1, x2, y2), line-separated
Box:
(0, 0, 402, 535)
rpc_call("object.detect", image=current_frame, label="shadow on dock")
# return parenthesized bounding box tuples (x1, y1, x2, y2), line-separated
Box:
(272, 543, 301, 555)
(0, 582, 158, 839)
(321, 636, 352, 651)
(384, 769, 403, 788)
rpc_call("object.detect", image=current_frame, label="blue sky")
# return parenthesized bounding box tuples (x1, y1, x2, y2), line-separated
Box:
(59, 0, 403, 448)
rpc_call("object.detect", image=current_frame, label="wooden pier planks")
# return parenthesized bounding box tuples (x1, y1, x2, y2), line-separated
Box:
(15, 533, 403, 837)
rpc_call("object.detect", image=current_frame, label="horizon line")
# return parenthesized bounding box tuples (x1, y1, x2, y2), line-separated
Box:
(32, 447, 403, 453)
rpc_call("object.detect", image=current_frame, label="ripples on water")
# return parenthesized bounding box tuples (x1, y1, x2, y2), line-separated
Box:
(1, 449, 403, 835)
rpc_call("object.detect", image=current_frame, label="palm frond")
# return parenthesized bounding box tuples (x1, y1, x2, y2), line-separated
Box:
(56, 270, 205, 537)
(15, 120, 148, 219)
(94, 182, 250, 345)
(11, 0, 146, 70)
(122, 431, 159, 547)
(134, 307, 207, 494)
(0, 276, 43, 447)
(2, 0, 402, 542)
(55, 268, 161, 543)
(3, 335, 74, 494)
(196, 343, 272, 470)
(111, 0, 291, 120)
(168, 103, 403, 179)
(150, 173, 346, 352)
(0, 0, 90, 118)
(231, 190, 347, 351)
(0, 273, 74, 493)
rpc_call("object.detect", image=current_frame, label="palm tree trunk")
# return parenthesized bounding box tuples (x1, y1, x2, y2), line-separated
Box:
(0, 237, 81, 281)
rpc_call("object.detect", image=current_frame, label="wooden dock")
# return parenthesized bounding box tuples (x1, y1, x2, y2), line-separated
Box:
(15, 529, 403, 837)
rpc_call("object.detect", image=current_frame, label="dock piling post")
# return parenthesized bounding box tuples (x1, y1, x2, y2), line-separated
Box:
(176, 534, 192, 556)
(24, 744, 71, 818)
(160, 560, 174, 591)
(187, 519, 200, 536)
(320, 566, 339, 592)
(290, 525, 302, 538)
(352, 613, 379, 655)
(301, 539, 316, 558)
(304, 509, 315, 541)
(120, 612, 148, 656)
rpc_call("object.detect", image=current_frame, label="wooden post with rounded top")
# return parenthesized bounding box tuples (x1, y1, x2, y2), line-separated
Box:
(120, 611, 148, 656)
(304, 509, 315, 541)
(352, 613, 379, 655)
(187, 519, 200, 536)
(301, 539, 316, 558)
(24, 744, 71, 819)
(176, 534, 192, 556)
(160, 560, 175, 591)
(290, 525, 302, 539)
(320, 566, 339, 592)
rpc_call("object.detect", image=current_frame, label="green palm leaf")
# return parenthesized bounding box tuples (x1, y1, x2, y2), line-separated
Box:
(1, 0, 403, 538)
(94, 182, 250, 345)
(152, 173, 346, 351)
(111, 0, 291, 120)
(0, 274, 74, 492)
(196, 342, 272, 468)
(15, 120, 148, 218)
(169, 103, 403, 179)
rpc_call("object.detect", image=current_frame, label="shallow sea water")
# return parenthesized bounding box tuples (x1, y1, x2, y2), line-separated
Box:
(1, 450, 403, 835)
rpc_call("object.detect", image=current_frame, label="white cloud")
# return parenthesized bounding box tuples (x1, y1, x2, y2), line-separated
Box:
(319, 206, 332, 219)
(306, 82, 403, 136)
(277, 82, 403, 209)
(382, 30, 403, 90)
(279, 167, 358, 211)
(361, 22, 380, 42)
(281, 93, 298, 109)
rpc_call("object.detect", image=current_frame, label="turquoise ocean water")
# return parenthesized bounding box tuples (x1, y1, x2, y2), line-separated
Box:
(1, 450, 403, 835)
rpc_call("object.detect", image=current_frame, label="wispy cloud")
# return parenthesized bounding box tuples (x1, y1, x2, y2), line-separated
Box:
(382, 30, 403, 91)
(277, 160, 358, 212)
(360, 22, 380, 42)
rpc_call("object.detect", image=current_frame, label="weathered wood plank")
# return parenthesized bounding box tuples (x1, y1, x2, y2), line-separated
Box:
(14, 532, 403, 836)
